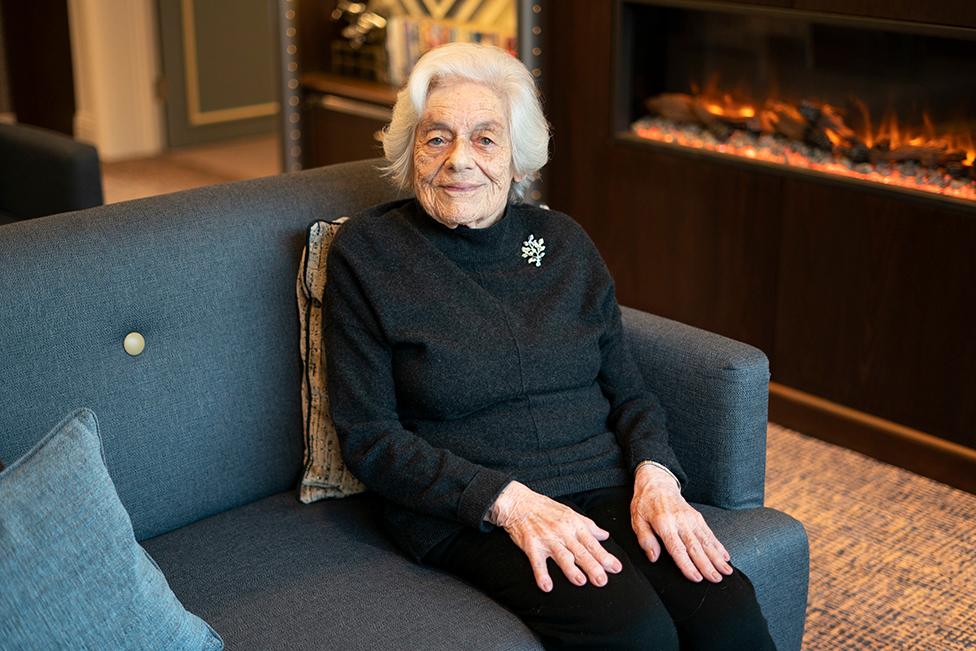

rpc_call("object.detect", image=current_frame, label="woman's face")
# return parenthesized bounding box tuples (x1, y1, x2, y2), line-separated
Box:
(413, 79, 516, 229)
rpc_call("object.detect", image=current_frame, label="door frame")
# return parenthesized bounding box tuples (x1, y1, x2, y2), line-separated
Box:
(67, 0, 165, 160)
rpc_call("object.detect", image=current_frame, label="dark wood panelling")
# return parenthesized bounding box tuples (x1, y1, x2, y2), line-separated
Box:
(663, 0, 795, 7)
(774, 184, 976, 448)
(602, 143, 782, 354)
(0, 0, 75, 134)
(616, 0, 976, 27)
(728, 0, 794, 6)
(296, 0, 342, 74)
(301, 99, 387, 167)
(543, 0, 614, 231)
(792, 0, 976, 29)
(770, 382, 976, 494)
(302, 71, 397, 106)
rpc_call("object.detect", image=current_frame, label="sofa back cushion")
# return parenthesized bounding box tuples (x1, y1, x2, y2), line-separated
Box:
(0, 159, 402, 541)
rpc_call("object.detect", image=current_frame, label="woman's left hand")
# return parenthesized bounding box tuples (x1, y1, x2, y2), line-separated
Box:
(630, 464, 734, 583)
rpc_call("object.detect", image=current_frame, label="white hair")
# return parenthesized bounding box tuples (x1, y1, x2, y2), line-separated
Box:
(381, 42, 550, 202)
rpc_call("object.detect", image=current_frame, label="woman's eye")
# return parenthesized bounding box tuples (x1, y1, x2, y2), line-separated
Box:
(479, 137, 494, 146)
(428, 136, 445, 146)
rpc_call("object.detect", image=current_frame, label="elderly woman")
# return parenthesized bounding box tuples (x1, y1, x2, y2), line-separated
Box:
(325, 43, 775, 649)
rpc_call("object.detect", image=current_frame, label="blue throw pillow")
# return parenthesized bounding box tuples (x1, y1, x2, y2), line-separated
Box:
(0, 408, 223, 650)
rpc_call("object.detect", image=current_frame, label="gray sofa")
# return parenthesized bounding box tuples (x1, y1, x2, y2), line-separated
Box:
(0, 122, 103, 225)
(0, 159, 808, 650)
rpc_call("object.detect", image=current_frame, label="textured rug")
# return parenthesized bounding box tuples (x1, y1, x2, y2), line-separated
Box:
(765, 423, 976, 650)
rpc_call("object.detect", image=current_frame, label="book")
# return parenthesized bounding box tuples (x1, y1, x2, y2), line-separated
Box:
(385, 15, 517, 87)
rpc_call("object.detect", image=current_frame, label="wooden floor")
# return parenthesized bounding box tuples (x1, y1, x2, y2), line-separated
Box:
(101, 134, 280, 204)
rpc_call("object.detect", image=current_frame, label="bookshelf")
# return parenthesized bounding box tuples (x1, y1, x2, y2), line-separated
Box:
(276, 0, 545, 194)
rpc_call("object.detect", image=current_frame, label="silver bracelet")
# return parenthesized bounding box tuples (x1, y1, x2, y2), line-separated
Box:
(635, 460, 681, 492)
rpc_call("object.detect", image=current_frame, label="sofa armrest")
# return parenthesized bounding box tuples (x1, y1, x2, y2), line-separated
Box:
(621, 306, 770, 510)
(0, 123, 104, 220)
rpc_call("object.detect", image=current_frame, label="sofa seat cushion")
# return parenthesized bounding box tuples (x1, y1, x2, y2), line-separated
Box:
(141, 491, 543, 651)
(143, 490, 807, 650)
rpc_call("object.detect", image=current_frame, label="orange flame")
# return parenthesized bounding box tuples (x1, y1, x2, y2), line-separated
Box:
(692, 80, 975, 168)
(705, 102, 756, 119)
(633, 78, 976, 201)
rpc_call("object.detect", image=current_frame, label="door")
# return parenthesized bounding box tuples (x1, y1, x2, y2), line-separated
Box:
(157, 0, 278, 147)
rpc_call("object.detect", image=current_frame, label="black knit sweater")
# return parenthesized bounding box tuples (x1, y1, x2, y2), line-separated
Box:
(324, 198, 687, 562)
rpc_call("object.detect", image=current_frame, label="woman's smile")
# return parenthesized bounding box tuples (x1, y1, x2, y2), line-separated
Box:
(440, 183, 483, 193)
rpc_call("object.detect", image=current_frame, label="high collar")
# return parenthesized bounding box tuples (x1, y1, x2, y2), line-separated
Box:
(407, 199, 523, 266)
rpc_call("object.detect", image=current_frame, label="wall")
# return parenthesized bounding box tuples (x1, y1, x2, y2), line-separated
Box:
(67, 0, 165, 160)
(0, 8, 12, 121)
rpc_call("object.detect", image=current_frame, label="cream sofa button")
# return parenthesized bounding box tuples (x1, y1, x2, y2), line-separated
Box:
(124, 332, 145, 356)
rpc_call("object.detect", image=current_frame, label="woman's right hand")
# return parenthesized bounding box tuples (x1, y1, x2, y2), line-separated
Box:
(488, 481, 623, 592)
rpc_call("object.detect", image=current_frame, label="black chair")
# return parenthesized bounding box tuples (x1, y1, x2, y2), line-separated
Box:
(0, 122, 103, 225)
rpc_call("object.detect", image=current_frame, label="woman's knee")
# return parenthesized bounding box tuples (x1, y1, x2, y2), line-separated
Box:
(539, 580, 678, 650)
(598, 601, 678, 650)
(672, 569, 774, 650)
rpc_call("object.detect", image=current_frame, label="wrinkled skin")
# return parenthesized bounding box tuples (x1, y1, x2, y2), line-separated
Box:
(490, 465, 733, 593)
(629, 465, 733, 584)
(413, 79, 522, 229)
(488, 481, 623, 592)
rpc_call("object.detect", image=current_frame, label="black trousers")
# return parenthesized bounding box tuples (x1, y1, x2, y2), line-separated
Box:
(423, 485, 776, 650)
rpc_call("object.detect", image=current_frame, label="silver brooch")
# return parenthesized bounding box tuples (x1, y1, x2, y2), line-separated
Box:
(521, 234, 546, 267)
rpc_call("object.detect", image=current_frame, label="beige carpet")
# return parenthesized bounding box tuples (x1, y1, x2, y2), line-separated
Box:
(766, 423, 976, 650)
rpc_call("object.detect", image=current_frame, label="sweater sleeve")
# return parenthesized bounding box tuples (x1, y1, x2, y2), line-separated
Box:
(324, 229, 513, 530)
(592, 256, 689, 489)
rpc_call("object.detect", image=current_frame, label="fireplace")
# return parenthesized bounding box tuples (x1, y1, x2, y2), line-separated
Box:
(615, 1, 976, 206)
(543, 1, 976, 492)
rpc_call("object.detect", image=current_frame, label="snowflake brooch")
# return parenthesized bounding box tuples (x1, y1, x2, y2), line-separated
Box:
(521, 234, 546, 267)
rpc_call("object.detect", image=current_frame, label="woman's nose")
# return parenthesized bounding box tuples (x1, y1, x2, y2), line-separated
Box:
(446, 140, 474, 171)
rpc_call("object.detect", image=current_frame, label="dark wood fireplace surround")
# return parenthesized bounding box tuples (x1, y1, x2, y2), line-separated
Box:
(543, 1, 976, 492)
